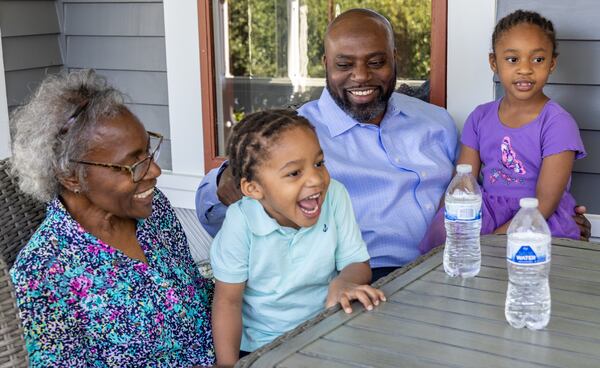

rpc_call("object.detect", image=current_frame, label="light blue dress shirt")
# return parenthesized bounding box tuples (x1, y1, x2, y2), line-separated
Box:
(197, 89, 458, 268)
(210, 179, 369, 351)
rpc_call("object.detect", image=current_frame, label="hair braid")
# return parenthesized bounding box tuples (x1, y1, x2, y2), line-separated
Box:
(492, 10, 558, 56)
(226, 109, 314, 188)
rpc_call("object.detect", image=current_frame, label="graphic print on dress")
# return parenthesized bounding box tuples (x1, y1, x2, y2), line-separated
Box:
(490, 136, 526, 185)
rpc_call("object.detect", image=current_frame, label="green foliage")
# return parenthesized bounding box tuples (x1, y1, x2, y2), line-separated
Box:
(227, 0, 431, 80)
(228, 0, 288, 77)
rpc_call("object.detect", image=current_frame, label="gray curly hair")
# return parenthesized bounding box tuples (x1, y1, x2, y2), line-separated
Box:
(11, 69, 127, 202)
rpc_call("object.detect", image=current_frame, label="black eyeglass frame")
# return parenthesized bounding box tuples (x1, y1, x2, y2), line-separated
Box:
(70, 131, 163, 183)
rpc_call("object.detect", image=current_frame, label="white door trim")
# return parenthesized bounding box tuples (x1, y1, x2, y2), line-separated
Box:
(0, 26, 11, 159)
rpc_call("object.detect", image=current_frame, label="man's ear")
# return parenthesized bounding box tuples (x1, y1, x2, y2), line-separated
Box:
(489, 52, 498, 73)
(240, 178, 263, 200)
(322, 54, 327, 67)
(58, 174, 82, 194)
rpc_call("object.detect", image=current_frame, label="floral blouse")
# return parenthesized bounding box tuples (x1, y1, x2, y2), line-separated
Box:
(10, 189, 214, 367)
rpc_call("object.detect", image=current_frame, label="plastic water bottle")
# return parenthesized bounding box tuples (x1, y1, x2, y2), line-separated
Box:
(505, 198, 551, 330)
(443, 164, 482, 278)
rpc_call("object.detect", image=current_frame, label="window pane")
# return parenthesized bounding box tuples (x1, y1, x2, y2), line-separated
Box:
(213, 0, 431, 156)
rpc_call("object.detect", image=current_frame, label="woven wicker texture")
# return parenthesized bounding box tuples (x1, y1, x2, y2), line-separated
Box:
(0, 259, 27, 368)
(0, 158, 46, 268)
(0, 158, 45, 368)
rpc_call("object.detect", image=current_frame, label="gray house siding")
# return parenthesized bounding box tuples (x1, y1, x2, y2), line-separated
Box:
(496, 0, 600, 213)
(60, 0, 171, 170)
(0, 0, 63, 112)
(1, 0, 171, 170)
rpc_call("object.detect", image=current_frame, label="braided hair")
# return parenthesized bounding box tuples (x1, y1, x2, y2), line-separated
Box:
(492, 10, 558, 56)
(226, 109, 315, 188)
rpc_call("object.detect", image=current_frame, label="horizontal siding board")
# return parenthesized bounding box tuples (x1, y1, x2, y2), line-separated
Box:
(64, 3, 164, 36)
(497, 0, 600, 40)
(126, 104, 170, 139)
(76, 69, 169, 105)
(5, 67, 63, 107)
(548, 41, 600, 85)
(0, 1, 60, 37)
(571, 173, 600, 213)
(66, 36, 166, 71)
(2, 34, 62, 71)
(573, 130, 599, 173)
(544, 84, 600, 130)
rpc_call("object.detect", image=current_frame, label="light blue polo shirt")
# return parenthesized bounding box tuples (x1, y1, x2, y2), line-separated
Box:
(210, 179, 369, 352)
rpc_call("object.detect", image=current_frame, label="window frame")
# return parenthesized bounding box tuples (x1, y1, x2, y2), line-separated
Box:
(198, 0, 448, 172)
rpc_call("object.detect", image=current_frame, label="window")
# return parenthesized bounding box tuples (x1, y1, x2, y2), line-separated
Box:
(199, 0, 447, 171)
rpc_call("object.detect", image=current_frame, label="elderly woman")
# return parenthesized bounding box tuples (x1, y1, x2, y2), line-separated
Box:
(9, 70, 214, 367)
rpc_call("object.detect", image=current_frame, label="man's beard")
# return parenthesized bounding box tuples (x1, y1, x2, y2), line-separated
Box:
(325, 69, 396, 124)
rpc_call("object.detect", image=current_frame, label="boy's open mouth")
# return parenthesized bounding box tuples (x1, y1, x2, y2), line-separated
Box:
(298, 192, 321, 216)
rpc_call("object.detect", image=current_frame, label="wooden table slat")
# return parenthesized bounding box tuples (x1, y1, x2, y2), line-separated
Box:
(275, 352, 365, 368)
(421, 271, 600, 310)
(344, 312, 600, 368)
(404, 279, 600, 327)
(482, 243, 600, 265)
(364, 300, 600, 357)
(300, 337, 454, 368)
(455, 267, 600, 296)
(322, 326, 548, 368)
(391, 287, 600, 326)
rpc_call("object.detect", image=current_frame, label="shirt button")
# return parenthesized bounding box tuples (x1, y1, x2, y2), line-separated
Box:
(396, 158, 402, 164)
(421, 171, 427, 178)
(426, 204, 433, 210)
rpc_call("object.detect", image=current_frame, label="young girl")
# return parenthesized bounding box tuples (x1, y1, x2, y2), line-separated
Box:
(420, 10, 586, 253)
(210, 109, 385, 366)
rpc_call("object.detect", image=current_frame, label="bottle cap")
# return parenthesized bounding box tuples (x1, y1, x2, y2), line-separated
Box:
(520, 197, 539, 208)
(456, 164, 472, 174)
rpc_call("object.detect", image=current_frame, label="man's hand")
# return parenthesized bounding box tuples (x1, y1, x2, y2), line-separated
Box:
(574, 205, 591, 241)
(326, 278, 386, 314)
(217, 165, 243, 206)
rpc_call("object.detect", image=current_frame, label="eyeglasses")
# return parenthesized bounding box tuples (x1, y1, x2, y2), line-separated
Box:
(70, 131, 163, 183)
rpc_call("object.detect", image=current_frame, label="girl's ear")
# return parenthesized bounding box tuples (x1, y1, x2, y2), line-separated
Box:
(240, 178, 264, 200)
(489, 52, 498, 73)
(549, 56, 557, 73)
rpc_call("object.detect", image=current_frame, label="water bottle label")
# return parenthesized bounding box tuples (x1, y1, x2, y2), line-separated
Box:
(445, 202, 481, 221)
(507, 239, 550, 265)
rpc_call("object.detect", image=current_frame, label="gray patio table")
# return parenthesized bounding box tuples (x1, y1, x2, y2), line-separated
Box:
(237, 235, 600, 368)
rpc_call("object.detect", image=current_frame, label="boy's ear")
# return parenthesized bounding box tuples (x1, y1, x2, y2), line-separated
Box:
(240, 178, 264, 200)
(488, 52, 498, 73)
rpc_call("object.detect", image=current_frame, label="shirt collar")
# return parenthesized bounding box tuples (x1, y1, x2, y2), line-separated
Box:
(240, 197, 294, 236)
(317, 89, 407, 137)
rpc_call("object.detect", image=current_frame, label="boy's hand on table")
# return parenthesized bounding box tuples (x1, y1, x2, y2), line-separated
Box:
(326, 278, 386, 314)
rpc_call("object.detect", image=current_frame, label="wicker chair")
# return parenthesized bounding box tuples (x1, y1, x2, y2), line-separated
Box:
(0, 157, 47, 367)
